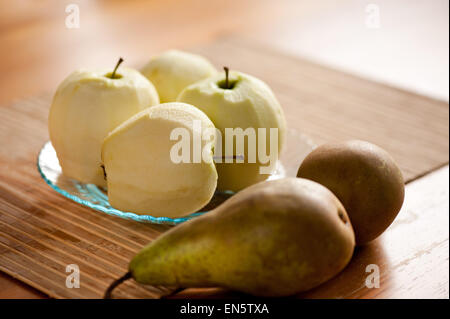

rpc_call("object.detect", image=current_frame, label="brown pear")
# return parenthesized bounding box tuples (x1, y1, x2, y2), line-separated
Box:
(297, 140, 405, 245)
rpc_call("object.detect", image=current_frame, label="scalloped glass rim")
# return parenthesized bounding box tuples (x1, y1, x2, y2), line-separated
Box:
(37, 129, 315, 225)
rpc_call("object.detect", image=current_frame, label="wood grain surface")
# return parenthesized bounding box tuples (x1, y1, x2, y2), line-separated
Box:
(0, 38, 448, 299)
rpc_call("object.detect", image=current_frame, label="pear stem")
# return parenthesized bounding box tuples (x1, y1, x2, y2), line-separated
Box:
(104, 271, 132, 299)
(161, 287, 185, 299)
(111, 57, 124, 79)
(223, 66, 229, 89)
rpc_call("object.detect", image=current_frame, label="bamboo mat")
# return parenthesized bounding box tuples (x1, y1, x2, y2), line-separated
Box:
(0, 37, 448, 299)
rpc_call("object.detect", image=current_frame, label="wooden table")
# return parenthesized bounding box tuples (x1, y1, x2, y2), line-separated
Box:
(0, 0, 448, 299)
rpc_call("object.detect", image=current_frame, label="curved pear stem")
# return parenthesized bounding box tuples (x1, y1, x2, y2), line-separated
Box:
(104, 271, 132, 299)
(223, 66, 229, 89)
(161, 287, 185, 299)
(111, 57, 124, 79)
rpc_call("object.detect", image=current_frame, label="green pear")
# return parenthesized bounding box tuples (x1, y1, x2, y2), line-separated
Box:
(297, 140, 405, 245)
(107, 178, 354, 297)
(102, 102, 217, 217)
(141, 50, 217, 103)
(177, 68, 287, 192)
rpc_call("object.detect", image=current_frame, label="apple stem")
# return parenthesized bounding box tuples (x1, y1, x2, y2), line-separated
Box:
(111, 57, 124, 79)
(224, 66, 229, 89)
(100, 164, 107, 180)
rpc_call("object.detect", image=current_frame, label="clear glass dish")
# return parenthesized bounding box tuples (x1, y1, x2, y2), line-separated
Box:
(37, 128, 315, 225)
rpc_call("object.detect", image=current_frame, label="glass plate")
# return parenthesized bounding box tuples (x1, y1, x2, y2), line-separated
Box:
(37, 128, 315, 225)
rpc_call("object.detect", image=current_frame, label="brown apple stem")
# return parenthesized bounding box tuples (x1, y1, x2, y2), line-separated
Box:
(104, 271, 132, 299)
(111, 57, 124, 79)
(100, 164, 107, 180)
(223, 66, 229, 89)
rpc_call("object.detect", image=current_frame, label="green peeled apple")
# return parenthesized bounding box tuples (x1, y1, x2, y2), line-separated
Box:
(49, 58, 159, 187)
(101, 102, 217, 217)
(141, 50, 217, 103)
(104, 178, 355, 298)
(297, 140, 405, 245)
(177, 68, 287, 192)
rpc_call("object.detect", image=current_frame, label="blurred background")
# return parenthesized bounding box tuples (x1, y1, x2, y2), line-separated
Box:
(0, 0, 448, 107)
